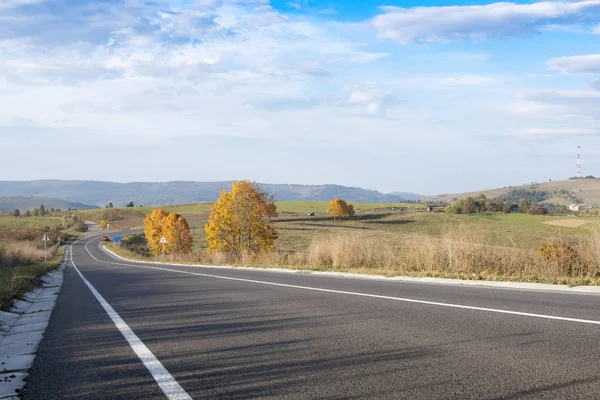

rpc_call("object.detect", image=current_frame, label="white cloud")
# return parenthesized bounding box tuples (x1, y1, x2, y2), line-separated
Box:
(546, 54, 600, 75)
(371, 1, 600, 44)
(344, 84, 398, 116)
(519, 128, 597, 136)
(0, 0, 46, 9)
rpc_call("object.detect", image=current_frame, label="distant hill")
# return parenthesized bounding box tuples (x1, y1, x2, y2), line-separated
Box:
(0, 180, 422, 207)
(0, 196, 99, 212)
(389, 192, 422, 201)
(428, 178, 600, 207)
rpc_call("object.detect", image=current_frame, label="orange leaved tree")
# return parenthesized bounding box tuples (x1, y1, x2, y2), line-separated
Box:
(328, 198, 350, 221)
(205, 181, 277, 254)
(163, 212, 193, 255)
(144, 208, 193, 255)
(144, 208, 169, 255)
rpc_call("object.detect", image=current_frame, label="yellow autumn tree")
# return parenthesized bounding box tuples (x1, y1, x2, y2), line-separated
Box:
(163, 212, 193, 255)
(205, 181, 277, 254)
(144, 209, 193, 255)
(328, 198, 350, 220)
(144, 208, 169, 255)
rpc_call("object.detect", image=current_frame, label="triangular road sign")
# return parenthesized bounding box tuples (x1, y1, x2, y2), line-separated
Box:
(159, 236, 167, 244)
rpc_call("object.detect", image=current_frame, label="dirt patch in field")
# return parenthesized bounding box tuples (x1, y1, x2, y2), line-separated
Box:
(543, 219, 590, 228)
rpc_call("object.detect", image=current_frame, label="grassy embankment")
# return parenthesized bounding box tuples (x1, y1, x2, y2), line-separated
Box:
(106, 206, 600, 286)
(0, 216, 70, 312)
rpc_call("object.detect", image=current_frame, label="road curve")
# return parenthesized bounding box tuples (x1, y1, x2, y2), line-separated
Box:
(23, 235, 600, 399)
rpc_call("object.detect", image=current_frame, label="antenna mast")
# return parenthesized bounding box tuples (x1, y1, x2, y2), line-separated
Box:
(577, 145, 581, 178)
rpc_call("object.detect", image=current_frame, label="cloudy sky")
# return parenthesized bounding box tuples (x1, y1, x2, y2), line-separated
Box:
(1, 0, 599, 195)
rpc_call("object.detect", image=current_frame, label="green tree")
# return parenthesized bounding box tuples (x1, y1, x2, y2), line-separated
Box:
(126, 201, 134, 208)
(461, 197, 474, 214)
(23, 209, 31, 217)
(39, 204, 46, 216)
(518, 199, 531, 213)
(108, 202, 114, 208)
(33, 208, 39, 216)
(347, 204, 355, 218)
(12, 209, 20, 217)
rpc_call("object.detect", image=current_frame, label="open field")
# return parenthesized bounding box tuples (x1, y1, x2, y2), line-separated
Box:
(71, 201, 428, 229)
(0, 216, 63, 231)
(544, 219, 591, 228)
(113, 210, 600, 285)
(429, 178, 600, 206)
(200, 212, 599, 253)
(276, 201, 425, 214)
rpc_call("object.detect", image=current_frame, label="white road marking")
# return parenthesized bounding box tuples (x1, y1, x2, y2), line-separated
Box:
(81, 238, 600, 326)
(71, 240, 192, 400)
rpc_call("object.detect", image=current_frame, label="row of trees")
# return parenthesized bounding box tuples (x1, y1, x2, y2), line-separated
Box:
(497, 188, 549, 204)
(9, 205, 52, 217)
(445, 195, 574, 216)
(105, 201, 142, 208)
(445, 195, 512, 214)
(141, 181, 280, 255)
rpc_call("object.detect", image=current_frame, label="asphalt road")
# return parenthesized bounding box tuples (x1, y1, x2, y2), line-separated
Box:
(23, 236, 600, 399)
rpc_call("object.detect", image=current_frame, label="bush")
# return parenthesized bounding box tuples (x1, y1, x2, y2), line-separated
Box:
(536, 240, 579, 276)
(62, 214, 78, 229)
(75, 221, 88, 232)
(528, 205, 548, 215)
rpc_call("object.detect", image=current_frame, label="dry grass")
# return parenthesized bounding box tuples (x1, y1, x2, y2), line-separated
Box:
(0, 241, 62, 311)
(112, 211, 600, 286)
(543, 219, 590, 228)
(0, 241, 47, 267)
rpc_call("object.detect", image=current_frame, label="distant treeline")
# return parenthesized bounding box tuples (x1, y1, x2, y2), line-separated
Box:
(497, 188, 549, 203)
(445, 192, 570, 215)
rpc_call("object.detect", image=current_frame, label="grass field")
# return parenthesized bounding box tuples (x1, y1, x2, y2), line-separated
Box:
(183, 212, 598, 253)
(69, 201, 428, 229)
(112, 209, 600, 285)
(0, 216, 63, 231)
(275, 201, 425, 214)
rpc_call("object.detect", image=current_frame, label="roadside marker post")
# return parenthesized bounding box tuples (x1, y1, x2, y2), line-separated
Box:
(42, 233, 48, 261)
(160, 236, 167, 256)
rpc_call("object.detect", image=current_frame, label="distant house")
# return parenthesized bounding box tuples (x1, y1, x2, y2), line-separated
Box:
(569, 203, 580, 212)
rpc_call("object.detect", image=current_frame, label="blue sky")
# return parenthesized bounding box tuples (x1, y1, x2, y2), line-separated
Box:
(1, 0, 600, 195)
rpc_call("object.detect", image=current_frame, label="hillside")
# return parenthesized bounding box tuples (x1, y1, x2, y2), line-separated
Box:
(0, 196, 99, 212)
(429, 178, 600, 206)
(0, 180, 422, 207)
